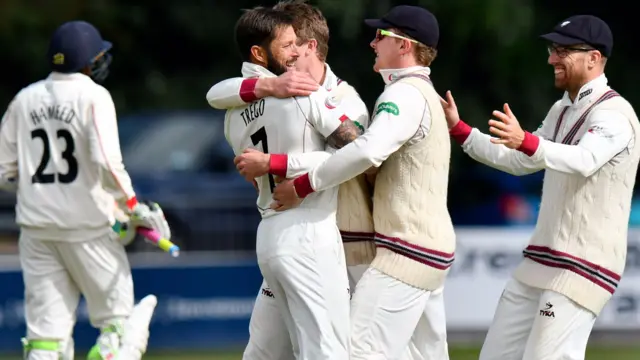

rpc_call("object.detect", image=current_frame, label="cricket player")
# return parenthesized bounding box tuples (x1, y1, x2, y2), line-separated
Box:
(208, 2, 372, 359)
(442, 15, 639, 360)
(209, 0, 375, 292)
(223, 7, 361, 359)
(0, 21, 171, 360)
(271, 6, 454, 360)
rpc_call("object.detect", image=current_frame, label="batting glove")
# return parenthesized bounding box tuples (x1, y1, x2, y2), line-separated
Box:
(130, 201, 172, 240)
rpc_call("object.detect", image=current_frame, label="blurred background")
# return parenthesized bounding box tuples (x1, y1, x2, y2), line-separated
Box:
(0, 0, 639, 358)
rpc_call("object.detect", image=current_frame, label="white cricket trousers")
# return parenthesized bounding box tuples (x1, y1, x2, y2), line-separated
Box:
(350, 268, 449, 360)
(254, 209, 350, 360)
(243, 265, 368, 360)
(19, 231, 134, 349)
(479, 277, 596, 360)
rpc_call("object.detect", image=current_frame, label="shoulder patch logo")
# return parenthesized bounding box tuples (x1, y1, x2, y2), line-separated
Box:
(375, 101, 399, 116)
(325, 95, 340, 109)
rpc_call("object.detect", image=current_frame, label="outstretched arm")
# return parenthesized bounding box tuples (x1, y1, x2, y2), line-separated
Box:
(206, 71, 319, 109)
(443, 91, 549, 176)
(504, 109, 632, 177)
(291, 82, 424, 197)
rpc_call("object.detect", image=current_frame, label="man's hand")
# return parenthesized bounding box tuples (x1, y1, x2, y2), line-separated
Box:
(440, 90, 461, 129)
(271, 179, 302, 211)
(234, 148, 270, 181)
(488, 103, 525, 149)
(256, 70, 319, 99)
(130, 202, 172, 240)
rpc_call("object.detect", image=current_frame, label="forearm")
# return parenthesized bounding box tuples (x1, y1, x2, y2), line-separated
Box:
(535, 141, 599, 176)
(451, 121, 543, 176)
(206, 78, 257, 109)
(295, 135, 379, 196)
(269, 152, 332, 179)
(91, 145, 137, 209)
(101, 165, 138, 210)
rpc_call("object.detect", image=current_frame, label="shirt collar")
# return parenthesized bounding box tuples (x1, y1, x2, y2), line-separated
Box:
(322, 63, 340, 91)
(47, 72, 93, 82)
(559, 73, 609, 107)
(379, 66, 431, 85)
(241, 62, 277, 78)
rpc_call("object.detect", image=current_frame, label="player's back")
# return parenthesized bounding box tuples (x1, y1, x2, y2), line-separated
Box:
(10, 73, 118, 239)
(225, 91, 338, 219)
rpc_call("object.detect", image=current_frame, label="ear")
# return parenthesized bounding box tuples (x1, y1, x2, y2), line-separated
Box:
(587, 50, 602, 68)
(398, 39, 413, 56)
(250, 45, 268, 65)
(306, 39, 318, 57)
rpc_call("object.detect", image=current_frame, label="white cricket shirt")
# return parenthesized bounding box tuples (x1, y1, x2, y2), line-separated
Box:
(223, 63, 348, 218)
(0, 72, 137, 241)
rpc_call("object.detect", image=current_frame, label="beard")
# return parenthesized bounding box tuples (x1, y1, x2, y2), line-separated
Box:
(265, 48, 289, 76)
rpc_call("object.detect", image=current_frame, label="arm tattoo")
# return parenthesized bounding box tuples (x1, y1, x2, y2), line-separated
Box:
(326, 120, 363, 149)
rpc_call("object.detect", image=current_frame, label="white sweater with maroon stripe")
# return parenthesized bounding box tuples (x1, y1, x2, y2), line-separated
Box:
(450, 75, 640, 315)
(370, 73, 455, 290)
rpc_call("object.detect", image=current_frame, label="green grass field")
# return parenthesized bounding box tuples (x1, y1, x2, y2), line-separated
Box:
(2, 345, 639, 359)
(106, 346, 640, 359)
(136, 346, 640, 359)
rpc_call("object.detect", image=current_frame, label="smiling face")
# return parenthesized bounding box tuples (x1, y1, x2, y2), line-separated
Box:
(369, 28, 410, 72)
(547, 43, 601, 93)
(265, 25, 299, 75)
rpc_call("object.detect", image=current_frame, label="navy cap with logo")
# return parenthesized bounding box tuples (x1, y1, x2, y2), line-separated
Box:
(541, 15, 613, 57)
(364, 5, 439, 48)
(47, 20, 112, 74)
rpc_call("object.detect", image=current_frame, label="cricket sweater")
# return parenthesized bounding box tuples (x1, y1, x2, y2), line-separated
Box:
(450, 74, 640, 314)
(293, 67, 456, 290)
(269, 78, 376, 266)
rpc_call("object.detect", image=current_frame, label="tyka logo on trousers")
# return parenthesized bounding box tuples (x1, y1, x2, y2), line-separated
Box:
(539, 302, 555, 318)
(261, 287, 274, 298)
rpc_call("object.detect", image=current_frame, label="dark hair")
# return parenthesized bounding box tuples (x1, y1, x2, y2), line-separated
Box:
(234, 7, 294, 62)
(273, 0, 329, 61)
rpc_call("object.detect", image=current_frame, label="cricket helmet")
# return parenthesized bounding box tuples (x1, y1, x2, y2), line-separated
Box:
(47, 20, 113, 83)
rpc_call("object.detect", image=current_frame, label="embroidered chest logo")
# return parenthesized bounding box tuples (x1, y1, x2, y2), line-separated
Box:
(578, 88, 593, 102)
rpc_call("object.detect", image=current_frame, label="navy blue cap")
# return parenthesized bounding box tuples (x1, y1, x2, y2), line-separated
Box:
(541, 15, 613, 57)
(47, 21, 112, 73)
(364, 5, 439, 48)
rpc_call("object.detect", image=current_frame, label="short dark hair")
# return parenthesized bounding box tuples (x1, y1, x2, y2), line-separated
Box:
(234, 7, 294, 62)
(273, 0, 329, 61)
